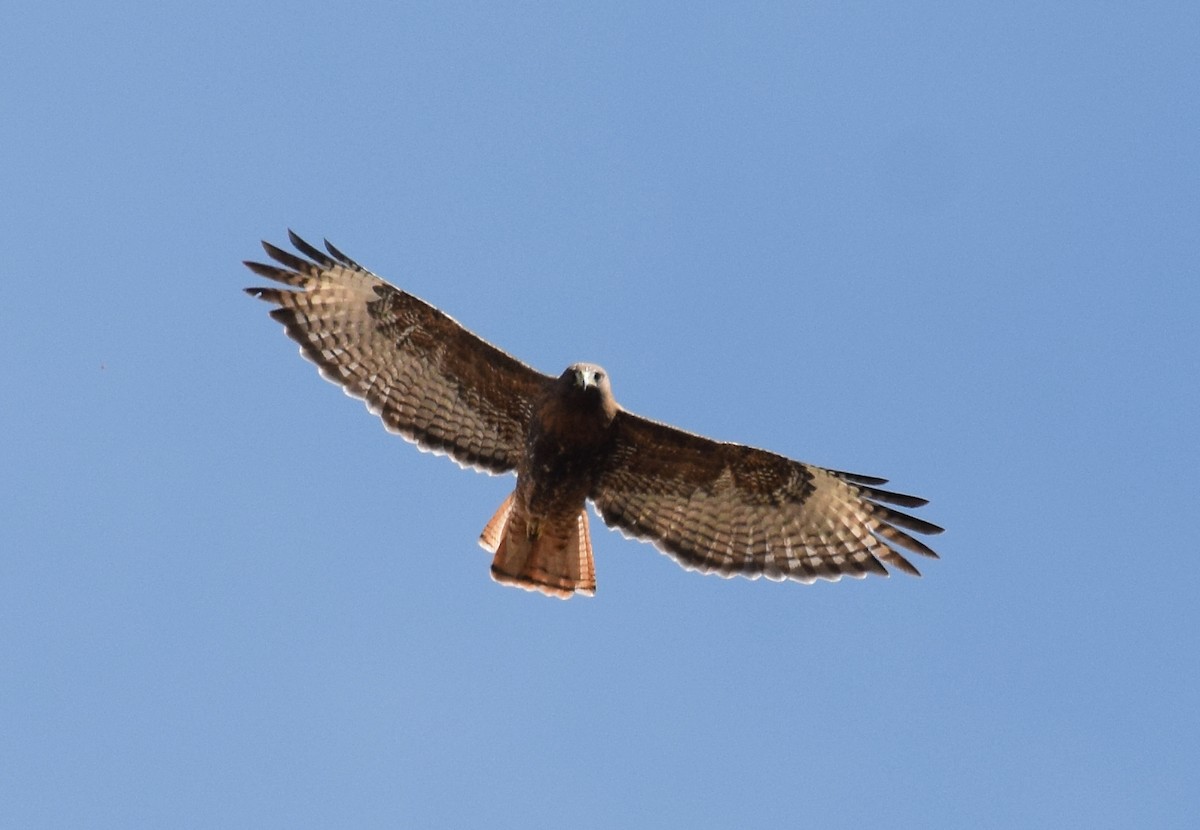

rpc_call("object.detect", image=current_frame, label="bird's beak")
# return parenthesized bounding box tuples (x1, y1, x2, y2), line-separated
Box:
(576, 369, 594, 389)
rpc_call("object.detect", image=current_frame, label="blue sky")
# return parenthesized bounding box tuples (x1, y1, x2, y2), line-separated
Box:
(3, 2, 1197, 827)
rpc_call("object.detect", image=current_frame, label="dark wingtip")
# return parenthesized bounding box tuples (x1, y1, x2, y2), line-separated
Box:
(830, 469, 890, 486)
(287, 229, 333, 266)
(885, 549, 922, 576)
(860, 485, 930, 509)
(244, 286, 294, 305)
(876, 522, 940, 560)
(324, 238, 353, 265)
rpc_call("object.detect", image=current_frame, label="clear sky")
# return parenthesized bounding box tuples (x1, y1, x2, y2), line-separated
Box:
(3, 2, 1197, 827)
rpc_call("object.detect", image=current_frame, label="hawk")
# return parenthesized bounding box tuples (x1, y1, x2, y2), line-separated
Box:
(245, 232, 942, 598)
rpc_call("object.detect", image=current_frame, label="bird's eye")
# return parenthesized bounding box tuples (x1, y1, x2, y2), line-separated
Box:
(593, 372, 603, 383)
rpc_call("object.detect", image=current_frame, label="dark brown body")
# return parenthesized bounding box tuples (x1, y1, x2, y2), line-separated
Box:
(480, 364, 618, 597)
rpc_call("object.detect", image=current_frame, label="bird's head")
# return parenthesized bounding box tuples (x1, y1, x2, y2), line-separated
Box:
(559, 362, 617, 419)
(564, 363, 608, 393)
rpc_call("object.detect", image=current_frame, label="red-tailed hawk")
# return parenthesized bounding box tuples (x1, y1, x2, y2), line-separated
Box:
(245, 232, 942, 598)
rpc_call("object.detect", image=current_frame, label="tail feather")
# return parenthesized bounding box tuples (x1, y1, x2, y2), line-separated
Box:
(478, 492, 514, 554)
(478, 494, 596, 599)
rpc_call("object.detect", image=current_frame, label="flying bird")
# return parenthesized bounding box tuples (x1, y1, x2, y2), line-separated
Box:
(245, 232, 942, 598)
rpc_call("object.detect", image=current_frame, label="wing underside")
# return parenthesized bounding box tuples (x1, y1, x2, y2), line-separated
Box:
(245, 231, 553, 474)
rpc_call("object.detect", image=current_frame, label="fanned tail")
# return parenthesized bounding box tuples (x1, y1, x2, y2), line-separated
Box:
(478, 494, 596, 599)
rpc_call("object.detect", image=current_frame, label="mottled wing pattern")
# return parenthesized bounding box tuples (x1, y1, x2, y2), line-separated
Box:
(245, 232, 554, 473)
(591, 413, 943, 583)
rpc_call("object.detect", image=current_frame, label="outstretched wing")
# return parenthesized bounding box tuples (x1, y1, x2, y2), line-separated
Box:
(591, 412, 943, 583)
(245, 231, 554, 474)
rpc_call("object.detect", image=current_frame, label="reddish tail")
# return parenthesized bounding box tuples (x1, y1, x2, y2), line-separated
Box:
(478, 492, 596, 599)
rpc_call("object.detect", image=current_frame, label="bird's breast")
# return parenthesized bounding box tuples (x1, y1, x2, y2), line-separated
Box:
(519, 396, 616, 513)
